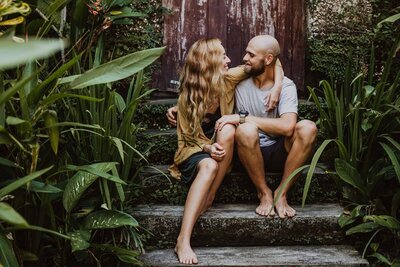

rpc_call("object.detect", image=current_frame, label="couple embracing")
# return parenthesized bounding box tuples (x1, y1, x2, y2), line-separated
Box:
(166, 35, 317, 264)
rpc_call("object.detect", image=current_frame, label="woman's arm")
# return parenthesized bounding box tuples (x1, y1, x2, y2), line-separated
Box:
(264, 58, 284, 111)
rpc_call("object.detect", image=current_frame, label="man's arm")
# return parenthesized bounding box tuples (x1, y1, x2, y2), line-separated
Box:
(216, 112, 297, 137)
(246, 112, 297, 137)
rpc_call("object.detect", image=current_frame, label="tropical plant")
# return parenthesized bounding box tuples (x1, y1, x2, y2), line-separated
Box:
(0, 0, 30, 35)
(303, 19, 400, 265)
(1, 42, 164, 266)
(0, 1, 165, 265)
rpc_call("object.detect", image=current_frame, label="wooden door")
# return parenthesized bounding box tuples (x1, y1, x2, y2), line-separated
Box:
(156, 0, 305, 93)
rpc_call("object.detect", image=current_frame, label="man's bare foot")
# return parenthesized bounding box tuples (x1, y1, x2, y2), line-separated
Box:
(256, 190, 275, 216)
(274, 192, 296, 218)
(175, 240, 198, 264)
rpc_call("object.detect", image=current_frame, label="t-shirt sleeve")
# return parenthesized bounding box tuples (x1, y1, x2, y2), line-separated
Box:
(278, 82, 298, 116)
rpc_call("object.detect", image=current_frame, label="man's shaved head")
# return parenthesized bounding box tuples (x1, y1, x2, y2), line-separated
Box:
(248, 35, 280, 57)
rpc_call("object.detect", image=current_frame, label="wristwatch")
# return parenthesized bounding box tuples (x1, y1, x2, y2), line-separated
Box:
(239, 110, 249, 124)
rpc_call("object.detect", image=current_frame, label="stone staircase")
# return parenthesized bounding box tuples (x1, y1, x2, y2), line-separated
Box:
(132, 99, 369, 266)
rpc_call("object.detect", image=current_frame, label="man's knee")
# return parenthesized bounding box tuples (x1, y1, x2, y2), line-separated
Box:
(235, 123, 259, 148)
(295, 120, 318, 144)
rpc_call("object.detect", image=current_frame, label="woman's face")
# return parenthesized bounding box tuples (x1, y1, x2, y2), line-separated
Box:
(220, 45, 231, 72)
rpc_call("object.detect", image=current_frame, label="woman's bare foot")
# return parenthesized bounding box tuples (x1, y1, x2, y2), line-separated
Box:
(274, 191, 296, 218)
(256, 190, 275, 216)
(175, 239, 198, 264)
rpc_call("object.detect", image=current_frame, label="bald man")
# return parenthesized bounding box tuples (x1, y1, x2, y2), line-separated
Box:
(216, 35, 317, 218)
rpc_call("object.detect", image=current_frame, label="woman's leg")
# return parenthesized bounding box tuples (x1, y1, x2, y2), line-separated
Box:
(201, 124, 236, 213)
(175, 158, 218, 264)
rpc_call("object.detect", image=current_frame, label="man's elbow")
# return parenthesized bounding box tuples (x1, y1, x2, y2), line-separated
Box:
(282, 123, 296, 137)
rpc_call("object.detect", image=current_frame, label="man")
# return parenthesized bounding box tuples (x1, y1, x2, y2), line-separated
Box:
(215, 35, 317, 218)
(167, 35, 317, 218)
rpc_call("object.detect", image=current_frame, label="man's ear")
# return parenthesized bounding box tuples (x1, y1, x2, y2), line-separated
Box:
(264, 54, 274, 66)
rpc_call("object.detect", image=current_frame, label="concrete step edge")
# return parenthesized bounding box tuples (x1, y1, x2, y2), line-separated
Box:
(141, 245, 369, 266)
(132, 203, 346, 247)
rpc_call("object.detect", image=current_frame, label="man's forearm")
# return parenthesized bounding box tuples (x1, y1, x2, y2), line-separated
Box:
(245, 113, 297, 137)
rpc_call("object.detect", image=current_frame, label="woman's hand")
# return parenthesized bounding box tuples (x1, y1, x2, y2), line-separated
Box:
(166, 106, 178, 126)
(264, 58, 283, 111)
(204, 143, 226, 162)
(215, 114, 240, 131)
(264, 87, 280, 111)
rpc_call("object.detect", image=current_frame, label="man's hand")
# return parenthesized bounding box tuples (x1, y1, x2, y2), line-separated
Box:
(215, 114, 240, 131)
(204, 143, 226, 162)
(264, 88, 280, 111)
(166, 106, 177, 126)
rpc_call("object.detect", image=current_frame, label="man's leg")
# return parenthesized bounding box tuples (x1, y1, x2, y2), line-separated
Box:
(201, 124, 236, 213)
(275, 120, 318, 218)
(236, 123, 275, 216)
(175, 158, 218, 264)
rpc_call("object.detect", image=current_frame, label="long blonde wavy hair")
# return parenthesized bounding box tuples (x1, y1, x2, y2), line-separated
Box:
(178, 38, 226, 138)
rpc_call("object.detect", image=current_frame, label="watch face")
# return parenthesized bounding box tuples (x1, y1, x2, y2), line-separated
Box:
(239, 110, 249, 117)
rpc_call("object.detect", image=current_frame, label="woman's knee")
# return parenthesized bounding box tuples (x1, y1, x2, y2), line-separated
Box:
(216, 124, 236, 144)
(198, 158, 219, 178)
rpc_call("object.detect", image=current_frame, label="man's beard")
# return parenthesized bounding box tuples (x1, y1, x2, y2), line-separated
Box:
(244, 63, 265, 76)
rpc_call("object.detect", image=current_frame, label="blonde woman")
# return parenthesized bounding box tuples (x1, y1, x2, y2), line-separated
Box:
(168, 38, 283, 264)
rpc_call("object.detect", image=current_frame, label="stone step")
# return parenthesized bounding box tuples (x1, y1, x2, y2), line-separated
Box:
(141, 245, 368, 266)
(136, 165, 340, 205)
(135, 98, 318, 129)
(132, 203, 345, 247)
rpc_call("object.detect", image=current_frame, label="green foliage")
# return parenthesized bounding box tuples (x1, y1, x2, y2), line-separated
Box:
(307, 0, 373, 81)
(306, 25, 400, 264)
(0, 0, 165, 265)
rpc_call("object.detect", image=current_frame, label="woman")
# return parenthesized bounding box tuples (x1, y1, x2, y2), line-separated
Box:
(168, 38, 282, 264)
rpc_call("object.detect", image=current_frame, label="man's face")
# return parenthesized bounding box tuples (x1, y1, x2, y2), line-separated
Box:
(242, 45, 266, 76)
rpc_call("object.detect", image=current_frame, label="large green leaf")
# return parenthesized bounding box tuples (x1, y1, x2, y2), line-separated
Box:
(0, 166, 53, 198)
(335, 158, 365, 193)
(0, 231, 19, 267)
(28, 53, 82, 106)
(0, 157, 22, 169)
(346, 222, 380, 235)
(65, 163, 126, 184)
(0, 69, 39, 108)
(62, 162, 117, 213)
(83, 210, 138, 229)
(69, 230, 91, 252)
(0, 202, 29, 226)
(377, 13, 400, 29)
(69, 47, 165, 89)
(364, 215, 400, 230)
(338, 213, 357, 228)
(302, 139, 335, 206)
(0, 39, 65, 70)
(40, 93, 104, 108)
(43, 110, 59, 155)
(93, 244, 142, 265)
(5, 116, 28, 126)
(28, 181, 62, 194)
(379, 142, 400, 183)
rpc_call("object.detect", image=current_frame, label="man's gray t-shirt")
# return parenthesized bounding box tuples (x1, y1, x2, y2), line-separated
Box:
(235, 77, 298, 147)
